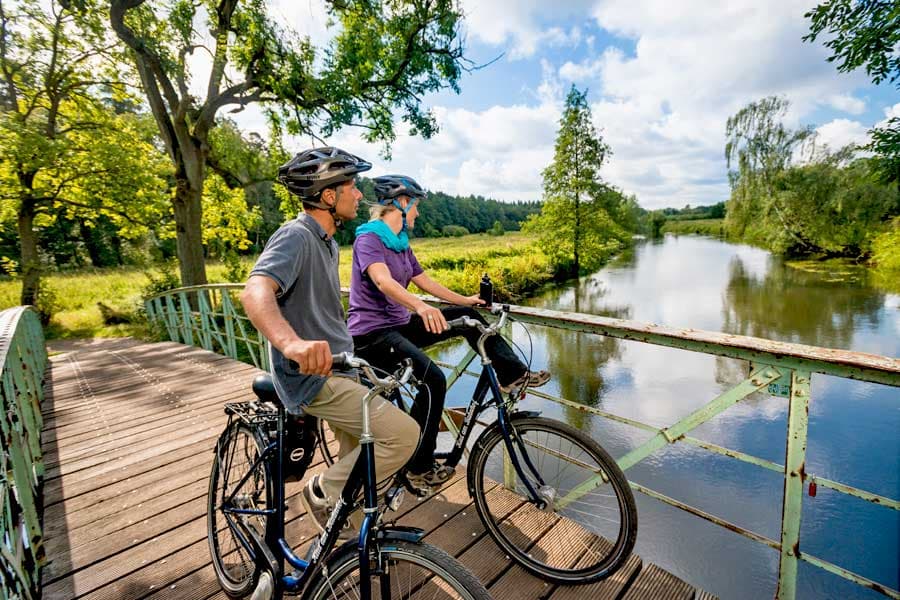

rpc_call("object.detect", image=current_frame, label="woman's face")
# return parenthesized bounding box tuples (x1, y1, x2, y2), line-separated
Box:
(400, 196, 419, 229)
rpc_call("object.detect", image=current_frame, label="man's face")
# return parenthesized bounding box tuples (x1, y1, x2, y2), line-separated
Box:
(331, 178, 363, 221)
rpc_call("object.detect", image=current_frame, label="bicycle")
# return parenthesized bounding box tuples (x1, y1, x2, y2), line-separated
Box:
(320, 304, 638, 585)
(206, 352, 492, 600)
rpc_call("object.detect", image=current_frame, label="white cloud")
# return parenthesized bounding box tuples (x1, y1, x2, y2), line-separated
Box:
(229, 0, 895, 211)
(815, 119, 871, 150)
(460, 0, 593, 59)
(826, 94, 867, 115)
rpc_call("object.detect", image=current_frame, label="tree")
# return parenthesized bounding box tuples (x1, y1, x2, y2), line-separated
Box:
(0, 0, 168, 307)
(805, 0, 900, 185)
(109, 0, 467, 287)
(524, 86, 625, 275)
(724, 96, 815, 247)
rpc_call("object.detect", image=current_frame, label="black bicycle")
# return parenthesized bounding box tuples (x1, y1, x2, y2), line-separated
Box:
(319, 305, 637, 585)
(207, 353, 492, 600)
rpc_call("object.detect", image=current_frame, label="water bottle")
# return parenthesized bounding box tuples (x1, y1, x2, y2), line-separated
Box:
(479, 273, 493, 307)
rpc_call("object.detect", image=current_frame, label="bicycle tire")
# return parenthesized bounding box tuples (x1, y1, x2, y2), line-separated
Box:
(302, 539, 491, 600)
(467, 415, 637, 584)
(207, 422, 272, 597)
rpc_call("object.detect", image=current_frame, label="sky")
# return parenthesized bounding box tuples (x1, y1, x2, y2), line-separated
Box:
(221, 0, 898, 210)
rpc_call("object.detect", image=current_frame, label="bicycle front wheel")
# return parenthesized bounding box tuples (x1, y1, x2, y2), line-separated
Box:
(468, 416, 637, 584)
(207, 422, 272, 597)
(303, 540, 491, 600)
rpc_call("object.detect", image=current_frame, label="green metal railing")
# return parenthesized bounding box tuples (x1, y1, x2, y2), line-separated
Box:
(145, 284, 900, 599)
(0, 307, 48, 599)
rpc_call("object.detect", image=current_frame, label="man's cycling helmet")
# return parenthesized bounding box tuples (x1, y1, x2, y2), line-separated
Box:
(277, 147, 372, 208)
(373, 175, 426, 204)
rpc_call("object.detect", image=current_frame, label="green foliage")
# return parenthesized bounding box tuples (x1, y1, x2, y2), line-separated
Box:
(871, 217, 900, 272)
(724, 96, 900, 257)
(488, 221, 505, 236)
(804, 0, 899, 87)
(113, 0, 468, 286)
(33, 282, 60, 326)
(648, 211, 666, 238)
(222, 249, 249, 283)
(804, 0, 899, 185)
(662, 202, 726, 220)
(525, 86, 631, 274)
(0, 0, 171, 304)
(141, 260, 181, 299)
(662, 218, 726, 237)
(442, 224, 469, 237)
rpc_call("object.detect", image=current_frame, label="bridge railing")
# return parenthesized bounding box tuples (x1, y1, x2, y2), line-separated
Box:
(145, 284, 900, 600)
(0, 307, 48, 599)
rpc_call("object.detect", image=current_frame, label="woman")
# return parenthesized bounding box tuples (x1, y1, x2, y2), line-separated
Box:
(347, 174, 550, 491)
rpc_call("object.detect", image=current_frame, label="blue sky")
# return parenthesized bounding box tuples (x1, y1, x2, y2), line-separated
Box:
(231, 0, 899, 210)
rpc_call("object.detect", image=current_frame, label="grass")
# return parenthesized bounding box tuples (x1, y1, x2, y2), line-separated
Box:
(1, 232, 552, 340)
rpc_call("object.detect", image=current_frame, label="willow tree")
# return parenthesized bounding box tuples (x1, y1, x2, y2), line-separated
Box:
(724, 96, 815, 246)
(525, 86, 624, 275)
(109, 0, 467, 287)
(0, 0, 168, 307)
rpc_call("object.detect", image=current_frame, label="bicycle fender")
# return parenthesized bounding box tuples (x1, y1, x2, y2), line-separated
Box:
(377, 525, 427, 544)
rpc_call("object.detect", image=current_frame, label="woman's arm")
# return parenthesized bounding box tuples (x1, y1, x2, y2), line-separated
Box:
(366, 262, 449, 333)
(411, 271, 484, 307)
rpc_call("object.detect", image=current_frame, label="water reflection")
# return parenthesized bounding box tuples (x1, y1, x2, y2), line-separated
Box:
(722, 255, 886, 349)
(524, 277, 628, 429)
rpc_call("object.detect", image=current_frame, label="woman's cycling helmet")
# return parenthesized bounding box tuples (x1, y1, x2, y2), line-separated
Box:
(277, 147, 372, 209)
(373, 175, 426, 203)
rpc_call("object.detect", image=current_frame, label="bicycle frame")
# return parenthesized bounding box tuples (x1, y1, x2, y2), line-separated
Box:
(435, 314, 551, 509)
(218, 381, 420, 600)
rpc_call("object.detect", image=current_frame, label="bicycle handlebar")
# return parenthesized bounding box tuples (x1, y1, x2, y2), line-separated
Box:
(446, 304, 510, 334)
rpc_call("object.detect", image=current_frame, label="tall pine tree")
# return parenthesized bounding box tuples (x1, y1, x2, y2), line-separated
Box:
(525, 86, 625, 275)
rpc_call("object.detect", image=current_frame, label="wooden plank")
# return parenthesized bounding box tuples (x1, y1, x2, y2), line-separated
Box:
(41, 339, 717, 600)
(620, 563, 694, 600)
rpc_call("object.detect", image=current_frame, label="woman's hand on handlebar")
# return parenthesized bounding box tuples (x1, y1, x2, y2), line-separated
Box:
(416, 303, 448, 334)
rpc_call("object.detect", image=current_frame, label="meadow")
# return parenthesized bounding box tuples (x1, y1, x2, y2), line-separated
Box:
(0, 232, 552, 339)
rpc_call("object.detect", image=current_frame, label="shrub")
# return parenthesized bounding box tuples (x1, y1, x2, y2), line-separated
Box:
(442, 225, 469, 237)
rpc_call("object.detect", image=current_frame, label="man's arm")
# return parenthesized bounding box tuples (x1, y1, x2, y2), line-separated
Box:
(240, 275, 333, 375)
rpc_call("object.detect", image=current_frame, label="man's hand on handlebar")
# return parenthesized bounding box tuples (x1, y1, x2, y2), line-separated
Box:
(284, 339, 332, 375)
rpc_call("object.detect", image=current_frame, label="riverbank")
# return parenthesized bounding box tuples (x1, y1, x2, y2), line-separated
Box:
(662, 218, 900, 294)
(0, 232, 587, 339)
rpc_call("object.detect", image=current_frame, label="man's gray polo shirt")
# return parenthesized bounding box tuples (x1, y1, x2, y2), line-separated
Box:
(249, 213, 353, 414)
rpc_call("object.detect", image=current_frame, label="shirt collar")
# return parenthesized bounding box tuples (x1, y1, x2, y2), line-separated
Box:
(299, 212, 332, 242)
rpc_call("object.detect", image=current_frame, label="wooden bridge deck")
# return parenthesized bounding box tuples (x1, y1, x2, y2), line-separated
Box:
(40, 338, 715, 600)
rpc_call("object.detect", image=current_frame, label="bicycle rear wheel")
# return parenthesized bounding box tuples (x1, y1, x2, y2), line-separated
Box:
(468, 415, 637, 584)
(207, 422, 272, 597)
(303, 539, 491, 600)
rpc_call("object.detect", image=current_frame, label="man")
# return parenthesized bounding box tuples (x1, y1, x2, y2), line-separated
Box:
(240, 147, 419, 533)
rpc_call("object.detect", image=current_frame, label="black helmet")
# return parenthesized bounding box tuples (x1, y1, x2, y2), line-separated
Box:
(373, 174, 426, 204)
(277, 147, 372, 207)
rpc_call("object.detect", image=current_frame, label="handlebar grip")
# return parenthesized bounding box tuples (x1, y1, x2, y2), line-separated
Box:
(446, 317, 469, 329)
(331, 352, 353, 370)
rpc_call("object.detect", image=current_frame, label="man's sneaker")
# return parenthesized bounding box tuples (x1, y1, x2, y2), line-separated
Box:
(500, 370, 551, 394)
(299, 476, 358, 541)
(300, 476, 331, 534)
(406, 463, 454, 495)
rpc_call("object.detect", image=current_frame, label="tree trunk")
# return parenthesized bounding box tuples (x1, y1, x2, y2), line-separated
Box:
(18, 194, 40, 306)
(79, 218, 105, 266)
(172, 175, 208, 287)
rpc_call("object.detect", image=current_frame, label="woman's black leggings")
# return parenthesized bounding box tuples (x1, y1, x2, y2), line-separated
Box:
(352, 306, 527, 473)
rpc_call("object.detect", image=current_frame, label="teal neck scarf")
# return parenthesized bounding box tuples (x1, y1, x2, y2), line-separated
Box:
(355, 220, 409, 252)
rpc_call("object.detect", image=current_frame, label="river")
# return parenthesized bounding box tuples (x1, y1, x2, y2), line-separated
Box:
(438, 234, 899, 599)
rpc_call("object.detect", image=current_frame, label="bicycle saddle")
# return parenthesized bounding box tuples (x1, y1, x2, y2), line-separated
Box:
(252, 374, 280, 404)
